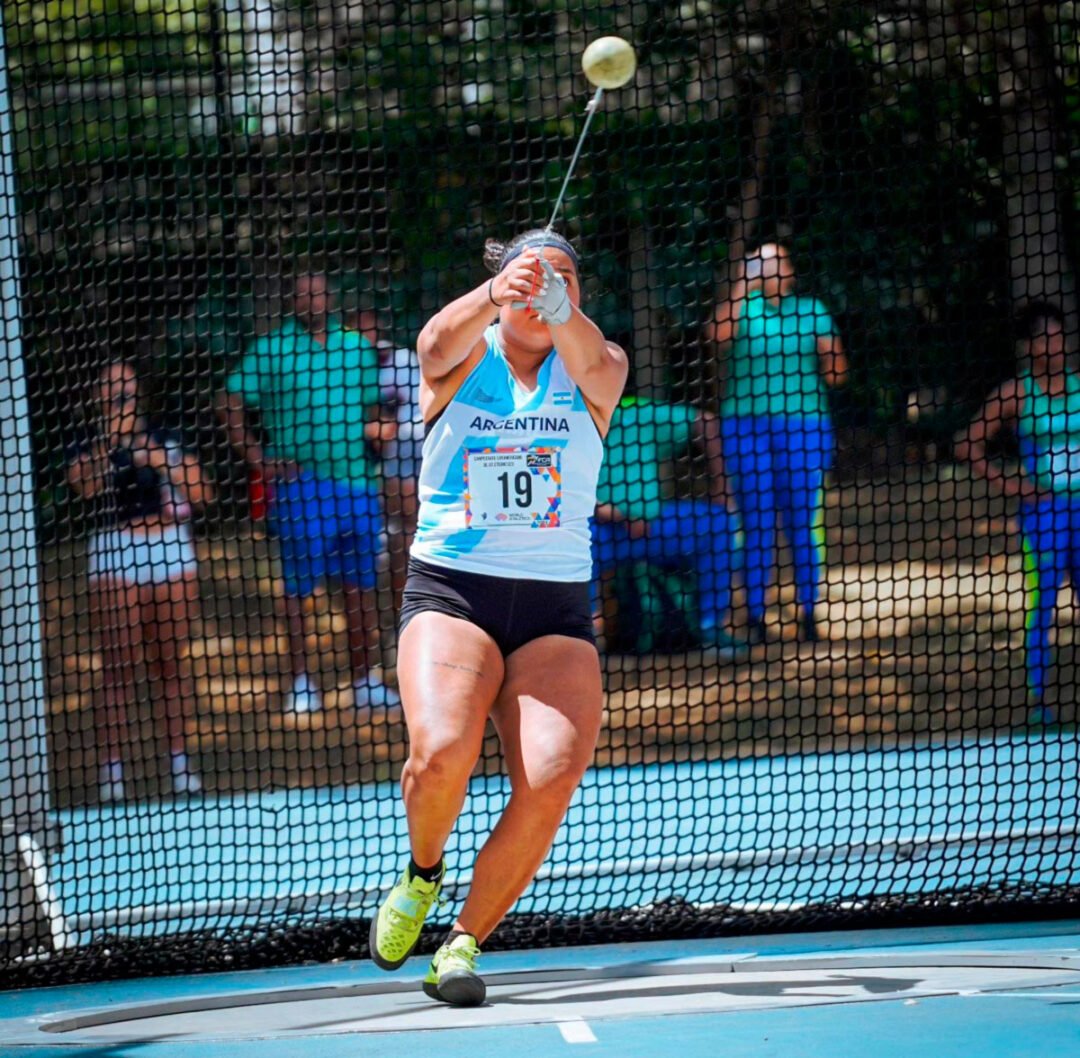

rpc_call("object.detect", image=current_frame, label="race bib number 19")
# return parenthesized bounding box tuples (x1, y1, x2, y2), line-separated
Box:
(464, 446, 562, 528)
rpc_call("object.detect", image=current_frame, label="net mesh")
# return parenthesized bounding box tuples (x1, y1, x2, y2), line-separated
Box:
(2, 0, 1080, 989)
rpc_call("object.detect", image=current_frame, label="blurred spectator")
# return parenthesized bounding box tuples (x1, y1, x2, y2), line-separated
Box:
(352, 308, 424, 617)
(955, 301, 1075, 724)
(593, 396, 745, 659)
(377, 339, 424, 614)
(217, 273, 399, 713)
(66, 359, 210, 801)
(708, 243, 847, 644)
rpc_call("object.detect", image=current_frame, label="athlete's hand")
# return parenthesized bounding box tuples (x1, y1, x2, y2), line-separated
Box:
(489, 255, 546, 309)
(513, 257, 571, 326)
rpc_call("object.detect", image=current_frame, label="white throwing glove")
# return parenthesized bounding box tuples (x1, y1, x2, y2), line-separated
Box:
(512, 257, 572, 326)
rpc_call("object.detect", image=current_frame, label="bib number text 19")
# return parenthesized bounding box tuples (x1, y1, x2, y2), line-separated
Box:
(499, 470, 533, 509)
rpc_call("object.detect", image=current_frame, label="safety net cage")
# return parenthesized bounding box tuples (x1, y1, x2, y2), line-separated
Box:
(1, 0, 1078, 989)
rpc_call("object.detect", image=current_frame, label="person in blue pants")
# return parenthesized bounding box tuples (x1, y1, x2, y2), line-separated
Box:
(708, 243, 848, 644)
(955, 302, 1078, 723)
(593, 397, 745, 659)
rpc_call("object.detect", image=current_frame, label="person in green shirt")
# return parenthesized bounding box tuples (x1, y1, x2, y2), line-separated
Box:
(218, 272, 399, 713)
(709, 243, 847, 644)
(955, 301, 1076, 724)
(593, 396, 745, 658)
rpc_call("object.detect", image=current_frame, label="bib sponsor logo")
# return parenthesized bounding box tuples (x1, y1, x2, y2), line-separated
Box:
(526, 453, 553, 468)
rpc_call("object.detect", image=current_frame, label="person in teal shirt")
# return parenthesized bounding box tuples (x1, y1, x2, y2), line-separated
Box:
(593, 397, 745, 658)
(955, 302, 1076, 723)
(218, 272, 399, 712)
(710, 243, 847, 644)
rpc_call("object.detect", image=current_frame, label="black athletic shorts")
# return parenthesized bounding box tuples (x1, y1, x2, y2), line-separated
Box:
(399, 557, 595, 657)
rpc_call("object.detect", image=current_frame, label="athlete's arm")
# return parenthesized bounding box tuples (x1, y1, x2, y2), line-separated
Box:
(417, 258, 548, 419)
(507, 250, 628, 429)
(818, 336, 848, 388)
(418, 257, 546, 384)
(546, 309, 627, 434)
(955, 378, 1034, 501)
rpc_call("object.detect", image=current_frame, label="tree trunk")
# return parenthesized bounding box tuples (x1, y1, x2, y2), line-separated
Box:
(1000, 1, 1079, 342)
(728, 88, 774, 271)
(628, 224, 666, 398)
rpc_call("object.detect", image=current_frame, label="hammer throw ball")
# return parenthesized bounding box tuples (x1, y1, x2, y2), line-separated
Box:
(581, 36, 637, 90)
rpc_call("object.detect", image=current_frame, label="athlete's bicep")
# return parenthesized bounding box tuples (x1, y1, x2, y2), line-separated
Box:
(575, 342, 628, 436)
(420, 342, 487, 424)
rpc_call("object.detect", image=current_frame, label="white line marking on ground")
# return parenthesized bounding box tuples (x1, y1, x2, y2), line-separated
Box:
(558, 1018, 598, 1043)
(960, 992, 1078, 1000)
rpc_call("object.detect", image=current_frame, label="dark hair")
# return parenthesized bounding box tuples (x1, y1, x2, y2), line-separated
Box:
(1016, 300, 1066, 341)
(483, 229, 580, 276)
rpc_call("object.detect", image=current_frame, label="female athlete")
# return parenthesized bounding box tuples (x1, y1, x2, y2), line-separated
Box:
(369, 229, 628, 1005)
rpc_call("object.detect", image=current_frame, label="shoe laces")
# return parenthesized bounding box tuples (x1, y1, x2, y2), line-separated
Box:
(437, 935, 480, 973)
(388, 873, 444, 924)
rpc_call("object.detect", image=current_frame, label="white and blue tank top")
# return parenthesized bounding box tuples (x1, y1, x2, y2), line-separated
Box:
(411, 326, 604, 581)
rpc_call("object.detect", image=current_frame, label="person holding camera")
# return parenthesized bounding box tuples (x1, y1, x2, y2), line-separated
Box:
(67, 359, 211, 801)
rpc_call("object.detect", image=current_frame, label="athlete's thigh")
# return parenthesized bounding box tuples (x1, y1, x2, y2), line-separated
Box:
(491, 635, 603, 793)
(397, 612, 506, 756)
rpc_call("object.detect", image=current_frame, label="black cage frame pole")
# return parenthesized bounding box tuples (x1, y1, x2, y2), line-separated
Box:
(0, 11, 66, 956)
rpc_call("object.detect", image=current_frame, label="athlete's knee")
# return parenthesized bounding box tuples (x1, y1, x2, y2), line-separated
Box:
(516, 751, 591, 810)
(403, 737, 477, 791)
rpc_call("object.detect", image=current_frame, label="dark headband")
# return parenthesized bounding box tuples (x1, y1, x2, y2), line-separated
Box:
(499, 233, 580, 272)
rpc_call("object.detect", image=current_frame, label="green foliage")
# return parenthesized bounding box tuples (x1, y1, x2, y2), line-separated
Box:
(5, 0, 1080, 461)
(6, 0, 219, 168)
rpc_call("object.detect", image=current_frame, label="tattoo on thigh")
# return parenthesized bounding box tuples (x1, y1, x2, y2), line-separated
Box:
(434, 659, 483, 677)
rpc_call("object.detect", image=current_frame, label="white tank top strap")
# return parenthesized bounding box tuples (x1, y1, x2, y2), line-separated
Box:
(410, 326, 603, 582)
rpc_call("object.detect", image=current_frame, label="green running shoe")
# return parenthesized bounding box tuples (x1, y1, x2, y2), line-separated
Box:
(369, 866, 443, 971)
(422, 933, 486, 1006)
